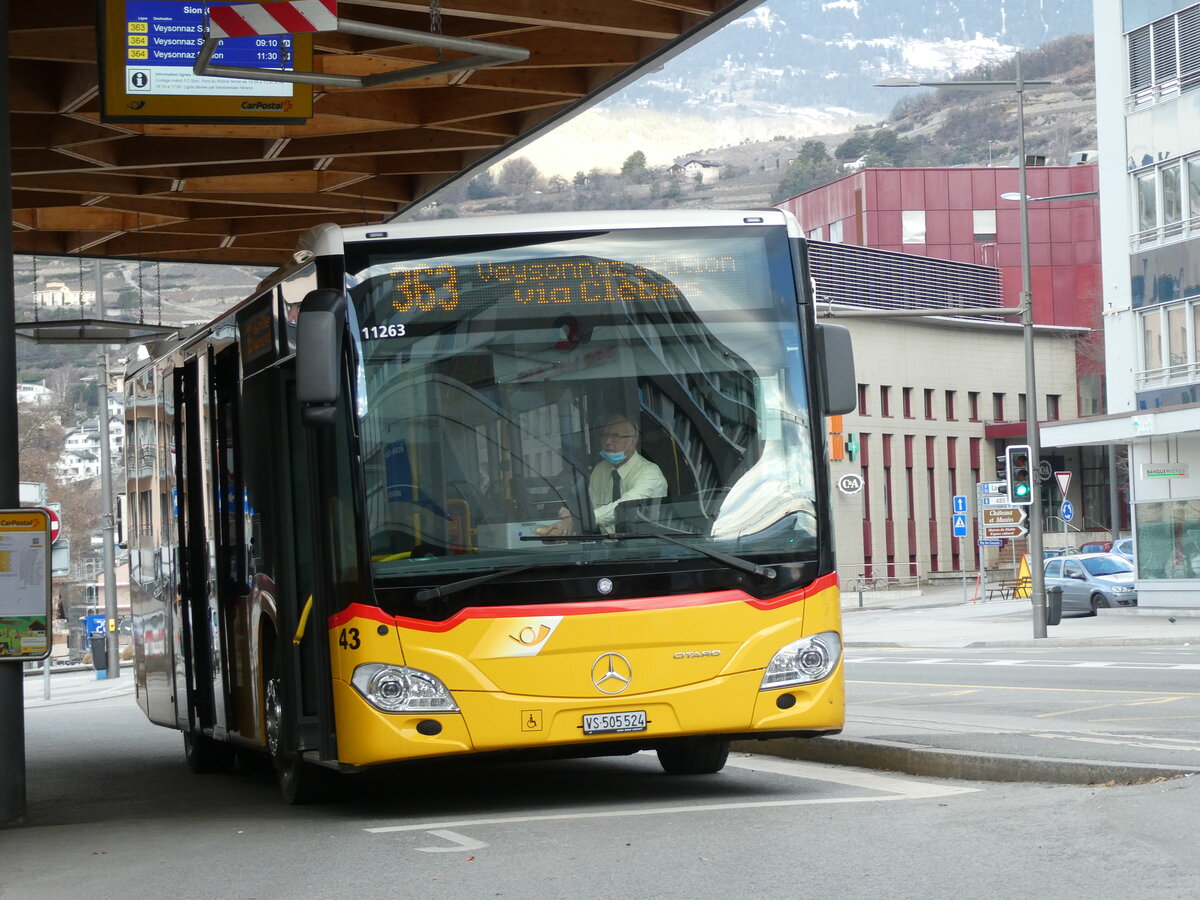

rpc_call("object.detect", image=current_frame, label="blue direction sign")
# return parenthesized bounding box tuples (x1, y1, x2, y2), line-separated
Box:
(952, 495, 967, 514)
(1061, 499, 1074, 522)
(952, 514, 968, 537)
(978, 539, 1003, 545)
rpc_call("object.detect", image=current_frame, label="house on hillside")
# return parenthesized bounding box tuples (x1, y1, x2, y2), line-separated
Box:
(670, 159, 722, 184)
(35, 280, 95, 311)
(17, 382, 53, 405)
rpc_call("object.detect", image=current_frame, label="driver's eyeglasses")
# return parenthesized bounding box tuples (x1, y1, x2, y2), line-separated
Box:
(601, 432, 636, 441)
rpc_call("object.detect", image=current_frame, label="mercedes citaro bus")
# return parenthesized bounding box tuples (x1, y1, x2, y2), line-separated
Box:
(123, 210, 856, 802)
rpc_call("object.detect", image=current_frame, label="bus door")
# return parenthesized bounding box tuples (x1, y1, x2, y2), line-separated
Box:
(279, 376, 338, 762)
(173, 353, 228, 737)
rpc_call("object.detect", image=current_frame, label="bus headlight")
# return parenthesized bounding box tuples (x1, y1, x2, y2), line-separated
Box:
(350, 663, 459, 713)
(761, 632, 842, 689)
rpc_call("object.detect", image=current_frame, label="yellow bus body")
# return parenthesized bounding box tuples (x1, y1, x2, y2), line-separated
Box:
(326, 576, 843, 767)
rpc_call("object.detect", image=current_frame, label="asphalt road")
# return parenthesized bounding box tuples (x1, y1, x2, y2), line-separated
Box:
(7, 674, 1200, 899)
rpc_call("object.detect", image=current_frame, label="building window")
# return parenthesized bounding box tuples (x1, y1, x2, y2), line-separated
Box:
(945, 390, 957, 421)
(903, 387, 913, 418)
(1080, 446, 1111, 535)
(992, 392, 1004, 421)
(1142, 310, 1164, 374)
(1127, 7, 1200, 106)
(924, 388, 935, 420)
(880, 385, 891, 417)
(968, 391, 980, 422)
(902, 210, 926, 244)
(829, 220, 844, 243)
(1169, 305, 1188, 367)
(1018, 393, 1027, 422)
(1046, 394, 1061, 421)
(1163, 162, 1184, 234)
(972, 209, 997, 242)
(1079, 375, 1105, 416)
(858, 383, 869, 414)
(1135, 499, 1200, 579)
(1136, 170, 1157, 240)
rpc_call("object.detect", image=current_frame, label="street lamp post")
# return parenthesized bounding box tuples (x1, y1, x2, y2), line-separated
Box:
(877, 52, 1053, 638)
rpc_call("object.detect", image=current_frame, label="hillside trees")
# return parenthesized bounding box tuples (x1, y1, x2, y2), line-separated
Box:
(772, 140, 841, 203)
(497, 157, 543, 195)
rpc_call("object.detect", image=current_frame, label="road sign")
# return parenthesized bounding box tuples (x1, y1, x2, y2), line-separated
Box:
(837, 473, 864, 495)
(1055, 471, 1072, 496)
(1061, 499, 1074, 522)
(978, 539, 1003, 545)
(952, 514, 968, 537)
(981, 481, 1008, 495)
(983, 524, 1028, 539)
(982, 507, 1027, 525)
(981, 495, 1016, 507)
(42, 506, 61, 544)
(952, 495, 967, 514)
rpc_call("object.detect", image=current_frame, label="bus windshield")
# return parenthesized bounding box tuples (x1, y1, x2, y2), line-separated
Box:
(344, 224, 818, 586)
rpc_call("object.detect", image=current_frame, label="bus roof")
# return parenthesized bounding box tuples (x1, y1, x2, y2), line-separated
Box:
(299, 209, 802, 257)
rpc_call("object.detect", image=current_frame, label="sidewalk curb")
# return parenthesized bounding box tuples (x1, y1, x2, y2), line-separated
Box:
(734, 735, 1200, 785)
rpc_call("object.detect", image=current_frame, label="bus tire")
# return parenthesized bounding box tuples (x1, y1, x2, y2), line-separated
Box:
(265, 664, 326, 804)
(655, 737, 731, 775)
(183, 729, 230, 774)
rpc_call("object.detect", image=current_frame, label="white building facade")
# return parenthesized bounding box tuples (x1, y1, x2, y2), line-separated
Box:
(1044, 0, 1200, 607)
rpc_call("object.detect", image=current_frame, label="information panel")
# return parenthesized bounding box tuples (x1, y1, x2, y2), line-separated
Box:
(100, 0, 314, 123)
(0, 510, 52, 662)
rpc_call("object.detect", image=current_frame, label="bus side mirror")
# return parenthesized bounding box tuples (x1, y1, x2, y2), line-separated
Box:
(816, 323, 856, 416)
(296, 289, 349, 427)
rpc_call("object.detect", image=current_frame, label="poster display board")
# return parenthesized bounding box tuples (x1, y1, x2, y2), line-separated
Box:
(100, 0, 314, 123)
(0, 510, 52, 661)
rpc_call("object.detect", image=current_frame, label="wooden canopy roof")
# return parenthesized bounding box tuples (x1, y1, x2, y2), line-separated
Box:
(10, 1, 752, 266)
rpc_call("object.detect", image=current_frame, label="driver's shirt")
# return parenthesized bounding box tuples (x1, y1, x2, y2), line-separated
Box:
(589, 451, 668, 533)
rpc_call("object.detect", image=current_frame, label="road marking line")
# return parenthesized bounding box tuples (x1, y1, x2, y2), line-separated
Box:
(363, 759, 978, 834)
(851, 680, 1200, 697)
(418, 830, 489, 853)
(1128, 697, 1185, 706)
(1035, 703, 1124, 719)
(1032, 733, 1200, 753)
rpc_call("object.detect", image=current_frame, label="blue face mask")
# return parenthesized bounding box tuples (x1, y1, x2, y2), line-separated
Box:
(599, 450, 626, 465)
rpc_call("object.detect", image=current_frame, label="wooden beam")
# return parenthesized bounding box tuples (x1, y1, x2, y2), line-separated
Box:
(8, 27, 97, 63)
(352, 1, 687, 40)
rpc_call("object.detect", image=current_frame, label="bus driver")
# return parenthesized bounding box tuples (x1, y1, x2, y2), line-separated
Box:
(544, 414, 667, 536)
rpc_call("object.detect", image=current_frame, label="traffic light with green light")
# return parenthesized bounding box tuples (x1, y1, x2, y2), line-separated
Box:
(1005, 444, 1033, 506)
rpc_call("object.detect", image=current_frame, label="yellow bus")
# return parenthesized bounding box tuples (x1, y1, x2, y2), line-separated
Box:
(124, 210, 856, 802)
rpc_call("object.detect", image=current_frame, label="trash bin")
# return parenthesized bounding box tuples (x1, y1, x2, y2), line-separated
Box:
(1045, 585, 1063, 627)
(90, 635, 108, 671)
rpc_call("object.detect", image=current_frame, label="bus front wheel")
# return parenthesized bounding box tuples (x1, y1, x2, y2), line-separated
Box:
(655, 737, 731, 775)
(265, 666, 326, 804)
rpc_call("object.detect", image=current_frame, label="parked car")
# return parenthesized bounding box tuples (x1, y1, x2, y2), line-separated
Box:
(1111, 537, 1134, 562)
(1078, 539, 1113, 554)
(1043, 553, 1138, 615)
(1042, 547, 1070, 560)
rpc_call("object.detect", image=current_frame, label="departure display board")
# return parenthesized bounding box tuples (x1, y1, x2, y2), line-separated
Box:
(100, 0, 314, 123)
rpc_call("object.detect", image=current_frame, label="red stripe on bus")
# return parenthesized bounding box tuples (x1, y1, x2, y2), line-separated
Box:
(743, 571, 838, 609)
(326, 575, 836, 633)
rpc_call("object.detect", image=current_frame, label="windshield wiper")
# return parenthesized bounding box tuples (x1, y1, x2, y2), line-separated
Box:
(414, 564, 537, 605)
(521, 533, 776, 581)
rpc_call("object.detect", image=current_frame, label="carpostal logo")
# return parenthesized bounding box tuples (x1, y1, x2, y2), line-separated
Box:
(241, 100, 293, 112)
